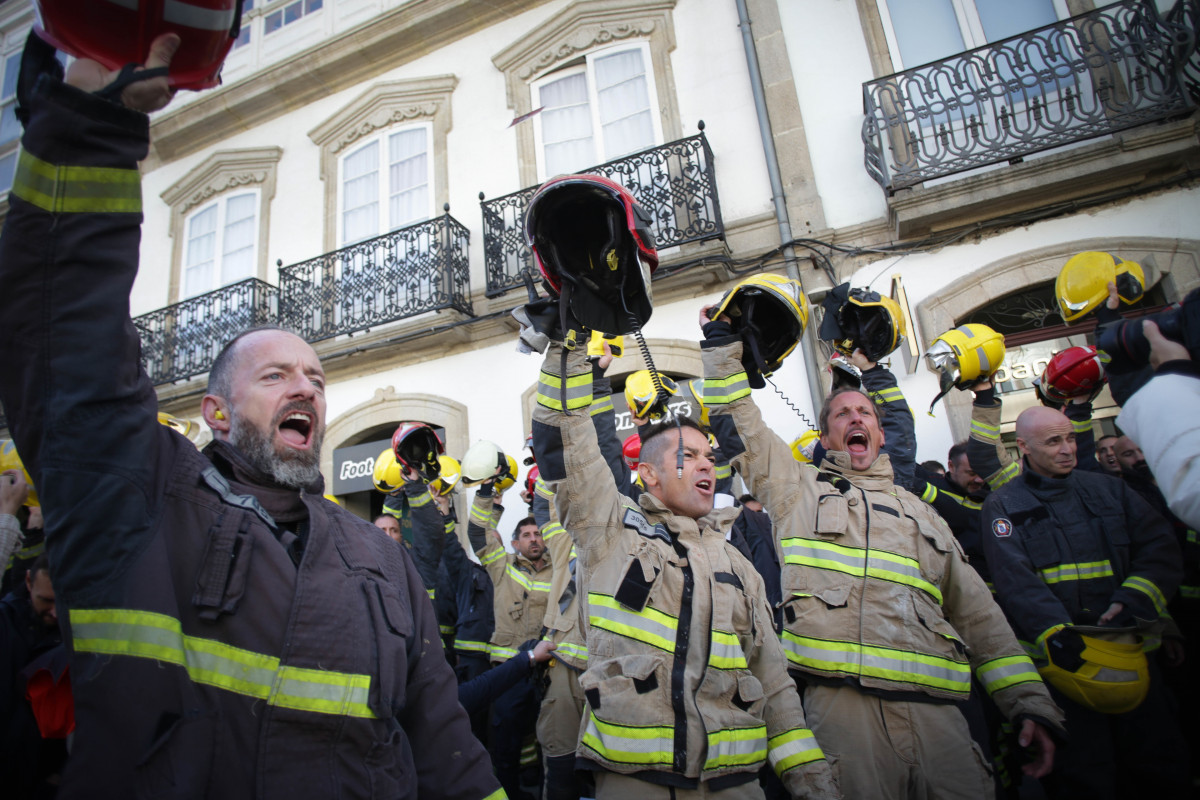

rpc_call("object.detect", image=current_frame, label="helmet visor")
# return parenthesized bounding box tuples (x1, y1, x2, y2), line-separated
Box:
(924, 340, 961, 383)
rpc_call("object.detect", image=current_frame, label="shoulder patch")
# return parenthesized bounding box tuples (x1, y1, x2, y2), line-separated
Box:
(992, 518, 1013, 538)
(623, 508, 671, 543)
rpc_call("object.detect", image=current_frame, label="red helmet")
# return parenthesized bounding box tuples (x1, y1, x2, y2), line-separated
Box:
(523, 175, 658, 336)
(1037, 346, 1111, 402)
(391, 423, 444, 483)
(622, 433, 642, 471)
(524, 465, 540, 499)
(35, 0, 242, 90)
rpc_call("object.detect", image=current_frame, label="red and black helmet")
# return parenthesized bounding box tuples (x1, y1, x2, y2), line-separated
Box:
(524, 464, 540, 499)
(622, 433, 642, 471)
(391, 423, 444, 483)
(35, 0, 242, 90)
(523, 175, 658, 336)
(1036, 345, 1111, 402)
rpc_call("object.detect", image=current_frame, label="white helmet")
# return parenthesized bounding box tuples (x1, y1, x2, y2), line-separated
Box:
(461, 440, 507, 486)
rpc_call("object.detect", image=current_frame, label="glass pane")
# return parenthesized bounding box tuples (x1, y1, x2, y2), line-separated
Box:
(284, 1, 302, 24)
(305, 0, 323, 12)
(221, 193, 257, 284)
(242, 0, 254, 10)
(233, 27, 250, 49)
(976, 0, 1055, 42)
(388, 128, 428, 228)
(185, 205, 217, 296)
(343, 140, 379, 243)
(884, 0, 965, 67)
(2, 53, 21, 101)
(0, 103, 19, 146)
(595, 50, 654, 159)
(264, 10, 283, 34)
(540, 72, 594, 173)
(0, 150, 16, 195)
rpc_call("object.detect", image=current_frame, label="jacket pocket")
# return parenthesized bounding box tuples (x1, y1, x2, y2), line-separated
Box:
(814, 493, 848, 537)
(912, 592, 966, 656)
(1025, 530, 1062, 569)
(134, 709, 218, 800)
(579, 653, 672, 729)
(362, 578, 413, 718)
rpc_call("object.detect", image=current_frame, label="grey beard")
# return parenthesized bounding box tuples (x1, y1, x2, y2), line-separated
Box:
(229, 412, 323, 490)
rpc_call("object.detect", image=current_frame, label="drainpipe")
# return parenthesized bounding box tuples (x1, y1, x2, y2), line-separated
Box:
(735, 0, 826, 417)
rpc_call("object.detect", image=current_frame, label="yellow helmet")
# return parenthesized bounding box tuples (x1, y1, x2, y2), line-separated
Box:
(624, 370, 680, 421)
(681, 379, 709, 429)
(494, 455, 520, 493)
(819, 284, 905, 362)
(157, 412, 196, 438)
(924, 324, 1006, 415)
(712, 274, 809, 387)
(0, 440, 37, 507)
(429, 455, 462, 496)
(1056, 252, 1145, 323)
(1039, 627, 1149, 714)
(373, 448, 404, 494)
(790, 430, 821, 463)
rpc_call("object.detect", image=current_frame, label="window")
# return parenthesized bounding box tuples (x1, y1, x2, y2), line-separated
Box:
(879, 0, 1063, 68)
(233, 0, 255, 49)
(533, 44, 661, 178)
(182, 192, 259, 298)
(264, 0, 322, 36)
(339, 124, 432, 245)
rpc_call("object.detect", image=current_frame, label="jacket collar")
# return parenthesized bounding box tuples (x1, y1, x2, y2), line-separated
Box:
(637, 491, 741, 542)
(204, 439, 320, 525)
(817, 450, 895, 490)
(1019, 458, 1073, 497)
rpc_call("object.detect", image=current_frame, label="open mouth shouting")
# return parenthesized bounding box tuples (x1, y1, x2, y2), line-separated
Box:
(276, 404, 317, 450)
(845, 428, 870, 456)
(694, 477, 714, 497)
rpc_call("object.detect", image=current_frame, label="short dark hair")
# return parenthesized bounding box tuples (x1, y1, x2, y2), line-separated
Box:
(947, 441, 969, 464)
(818, 388, 880, 433)
(919, 460, 945, 475)
(29, 552, 50, 580)
(640, 416, 705, 472)
(207, 324, 298, 399)
(374, 513, 399, 526)
(738, 494, 757, 505)
(511, 516, 538, 540)
(1097, 434, 1119, 446)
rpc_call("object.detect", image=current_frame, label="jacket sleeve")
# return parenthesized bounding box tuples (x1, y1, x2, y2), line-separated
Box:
(928, 504, 1065, 733)
(466, 485, 507, 585)
(0, 77, 178, 606)
(1117, 368, 1200, 530)
(405, 480, 444, 598)
(439, 512, 472, 591)
(1108, 482, 1182, 622)
(590, 363, 631, 496)
(0, 515, 23, 567)
(1062, 400, 1098, 474)
(966, 390, 1019, 490)
(395, 541, 505, 799)
(860, 364, 916, 491)
(456, 648, 533, 716)
(530, 343, 627, 565)
(979, 492, 1073, 648)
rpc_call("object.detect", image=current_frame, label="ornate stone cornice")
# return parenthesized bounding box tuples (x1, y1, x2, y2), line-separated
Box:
(161, 147, 283, 213)
(515, 19, 659, 82)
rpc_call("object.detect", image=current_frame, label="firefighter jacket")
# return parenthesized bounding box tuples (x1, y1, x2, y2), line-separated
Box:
(532, 344, 838, 798)
(981, 465, 1182, 657)
(439, 508, 495, 663)
(468, 486, 553, 663)
(701, 337, 1065, 731)
(0, 77, 501, 800)
(401, 479, 463, 643)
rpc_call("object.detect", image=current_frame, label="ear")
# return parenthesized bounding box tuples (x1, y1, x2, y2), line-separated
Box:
(1016, 437, 1030, 457)
(818, 433, 832, 451)
(637, 460, 659, 490)
(202, 394, 231, 437)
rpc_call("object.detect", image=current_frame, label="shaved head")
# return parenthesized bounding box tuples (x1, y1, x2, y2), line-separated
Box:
(1016, 406, 1076, 478)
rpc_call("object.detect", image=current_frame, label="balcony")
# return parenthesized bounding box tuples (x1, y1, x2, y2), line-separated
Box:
(480, 125, 724, 298)
(135, 278, 279, 385)
(862, 0, 1199, 195)
(279, 210, 472, 343)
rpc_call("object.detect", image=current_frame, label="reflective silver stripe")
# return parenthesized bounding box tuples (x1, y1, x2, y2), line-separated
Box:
(506, 564, 551, 593)
(537, 370, 592, 411)
(581, 709, 675, 767)
(780, 632, 970, 694)
(768, 728, 824, 774)
(781, 538, 942, 604)
(970, 418, 1000, 440)
(709, 629, 747, 669)
(702, 373, 751, 405)
(704, 725, 767, 770)
(1039, 560, 1113, 584)
(163, 0, 237, 31)
(588, 593, 677, 652)
(1123, 575, 1168, 616)
(554, 641, 589, 662)
(456, 639, 490, 654)
(976, 655, 1042, 694)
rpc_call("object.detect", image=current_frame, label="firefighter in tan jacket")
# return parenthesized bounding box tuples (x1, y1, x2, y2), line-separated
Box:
(700, 310, 1066, 800)
(531, 342, 839, 800)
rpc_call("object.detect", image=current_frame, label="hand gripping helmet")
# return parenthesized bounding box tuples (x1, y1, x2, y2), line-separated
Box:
(35, 0, 243, 90)
(711, 274, 810, 389)
(1039, 626, 1149, 714)
(625, 370, 679, 421)
(494, 455, 520, 493)
(373, 448, 404, 493)
(391, 423, 444, 483)
(818, 283, 905, 363)
(461, 440, 508, 487)
(924, 324, 1006, 415)
(429, 455, 462, 497)
(524, 175, 658, 336)
(622, 433, 642, 471)
(1035, 345, 1111, 403)
(0, 440, 37, 507)
(1056, 252, 1145, 323)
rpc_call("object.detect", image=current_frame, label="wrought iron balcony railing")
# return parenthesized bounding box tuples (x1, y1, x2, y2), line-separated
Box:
(279, 209, 472, 343)
(135, 278, 279, 385)
(862, 0, 1199, 194)
(480, 125, 724, 298)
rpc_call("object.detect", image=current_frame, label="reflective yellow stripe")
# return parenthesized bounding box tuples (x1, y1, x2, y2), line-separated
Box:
(489, 644, 519, 661)
(69, 608, 377, 718)
(1181, 585, 1200, 599)
(541, 522, 567, 541)
(1038, 560, 1113, 585)
(1123, 575, 1168, 616)
(482, 790, 507, 800)
(703, 373, 751, 405)
(409, 491, 432, 508)
(426, 587, 436, 600)
(921, 483, 938, 503)
(588, 593, 678, 652)
(872, 387, 904, 404)
(992, 461, 1020, 488)
(780, 631, 970, 694)
(970, 418, 1001, 440)
(782, 538, 943, 604)
(1071, 419, 1091, 435)
(714, 463, 732, 480)
(537, 371, 593, 411)
(6, 539, 45, 569)
(456, 639, 490, 654)
(581, 708, 674, 767)
(534, 476, 555, 500)
(976, 654, 1042, 694)
(444, 520, 455, 534)
(553, 641, 589, 662)
(768, 728, 825, 775)
(709, 629, 747, 670)
(438, 625, 455, 636)
(13, 150, 143, 214)
(589, 396, 614, 417)
(470, 501, 492, 525)
(506, 564, 551, 593)
(480, 548, 506, 566)
(704, 724, 767, 770)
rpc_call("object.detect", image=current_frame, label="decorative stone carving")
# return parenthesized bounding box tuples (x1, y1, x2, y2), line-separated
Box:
(517, 20, 657, 81)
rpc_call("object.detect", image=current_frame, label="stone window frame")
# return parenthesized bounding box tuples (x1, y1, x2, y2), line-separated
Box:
(160, 147, 283, 304)
(308, 76, 457, 254)
(492, 0, 681, 189)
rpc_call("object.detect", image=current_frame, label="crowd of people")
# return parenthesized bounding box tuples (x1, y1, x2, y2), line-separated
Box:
(0, 29, 1198, 800)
